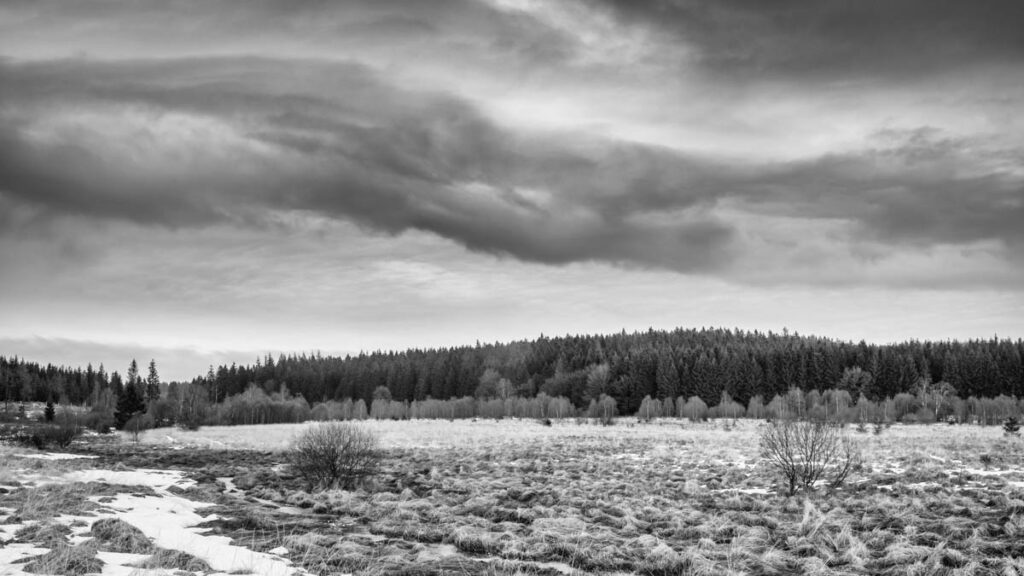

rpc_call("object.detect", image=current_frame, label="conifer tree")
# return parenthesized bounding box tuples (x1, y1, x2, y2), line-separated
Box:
(110, 371, 124, 397)
(145, 360, 161, 403)
(114, 380, 146, 430)
(655, 351, 681, 400)
(127, 359, 140, 387)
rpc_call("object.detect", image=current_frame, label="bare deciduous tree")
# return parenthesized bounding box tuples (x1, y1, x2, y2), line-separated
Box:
(289, 422, 380, 490)
(760, 419, 861, 495)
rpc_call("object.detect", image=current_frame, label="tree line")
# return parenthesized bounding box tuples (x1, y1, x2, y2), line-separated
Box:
(192, 328, 1024, 413)
(2, 328, 1023, 424)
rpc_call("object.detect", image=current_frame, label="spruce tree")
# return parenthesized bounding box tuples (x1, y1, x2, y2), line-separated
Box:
(145, 360, 161, 403)
(655, 351, 681, 400)
(44, 399, 55, 422)
(127, 359, 140, 387)
(114, 382, 145, 430)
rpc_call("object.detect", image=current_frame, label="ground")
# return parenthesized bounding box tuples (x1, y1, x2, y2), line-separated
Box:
(1, 419, 1024, 575)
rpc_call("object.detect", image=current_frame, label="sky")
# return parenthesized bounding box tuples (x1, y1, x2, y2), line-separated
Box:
(1, 0, 1023, 381)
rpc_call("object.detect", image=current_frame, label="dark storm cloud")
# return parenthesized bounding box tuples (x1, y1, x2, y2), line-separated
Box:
(598, 0, 1024, 79)
(1, 0, 1022, 281)
(2, 53, 1022, 275)
(743, 128, 1024, 247)
(0, 57, 736, 272)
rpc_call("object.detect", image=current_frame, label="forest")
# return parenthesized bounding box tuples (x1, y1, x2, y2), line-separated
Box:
(3, 328, 1023, 419)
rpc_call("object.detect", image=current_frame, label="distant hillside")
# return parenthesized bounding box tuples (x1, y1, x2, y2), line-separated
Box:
(194, 328, 1023, 413)
(4, 328, 1022, 413)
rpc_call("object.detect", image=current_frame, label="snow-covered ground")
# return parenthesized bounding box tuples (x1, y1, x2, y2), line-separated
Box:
(0, 454, 307, 576)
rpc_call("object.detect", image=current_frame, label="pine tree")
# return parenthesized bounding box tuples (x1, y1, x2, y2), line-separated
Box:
(145, 360, 161, 403)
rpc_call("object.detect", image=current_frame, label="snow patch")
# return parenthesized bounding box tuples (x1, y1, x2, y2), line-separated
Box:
(98, 491, 293, 575)
(3, 468, 307, 576)
(0, 543, 49, 575)
(95, 551, 152, 576)
(62, 468, 195, 490)
(15, 452, 98, 461)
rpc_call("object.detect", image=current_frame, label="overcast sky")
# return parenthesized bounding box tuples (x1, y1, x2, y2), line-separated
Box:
(2, 0, 1023, 381)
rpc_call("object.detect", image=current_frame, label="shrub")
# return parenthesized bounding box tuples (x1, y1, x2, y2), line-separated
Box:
(124, 413, 154, 443)
(680, 396, 709, 422)
(78, 411, 115, 434)
(587, 394, 617, 426)
(289, 422, 380, 490)
(1004, 416, 1021, 437)
(0, 414, 81, 450)
(50, 409, 83, 448)
(760, 419, 861, 495)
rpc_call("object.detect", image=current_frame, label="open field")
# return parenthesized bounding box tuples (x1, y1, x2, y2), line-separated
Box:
(2, 420, 1024, 575)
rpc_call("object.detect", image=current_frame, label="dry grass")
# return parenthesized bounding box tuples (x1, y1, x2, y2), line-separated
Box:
(140, 420, 1022, 576)
(5, 420, 1024, 576)
(89, 517, 154, 553)
(130, 547, 212, 572)
(0, 481, 155, 522)
(20, 540, 104, 576)
(13, 521, 72, 548)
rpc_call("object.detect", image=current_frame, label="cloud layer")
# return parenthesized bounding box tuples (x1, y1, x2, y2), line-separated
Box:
(1, 0, 1023, 377)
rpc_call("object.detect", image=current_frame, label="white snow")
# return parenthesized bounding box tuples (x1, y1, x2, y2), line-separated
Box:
(95, 551, 152, 576)
(61, 468, 194, 490)
(14, 452, 98, 461)
(0, 544, 48, 576)
(729, 487, 772, 495)
(959, 468, 1015, 477)
(219, 477, 239, 493)
(98, 491, 302, 576)
(2, 468, 308, 576)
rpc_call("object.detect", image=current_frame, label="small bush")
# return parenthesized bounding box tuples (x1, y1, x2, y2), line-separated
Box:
(289, 422, 380, 490)
(0, 416, 81, 450)
(124, 413, 154, 443)
(49, 409, 83, 448)
(78, 411, 115, 434)
(1004, 416, 1021, 437)
(760, 419, 861, 495)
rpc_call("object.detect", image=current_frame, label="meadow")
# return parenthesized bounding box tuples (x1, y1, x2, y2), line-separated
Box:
(1, 419, 1023, 575)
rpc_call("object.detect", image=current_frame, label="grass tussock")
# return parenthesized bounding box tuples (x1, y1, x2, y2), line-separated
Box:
(130, 547, 212, 572)
(89, 517, 154, 553)
(21, 541, 104, 576)
(0, 482, 155, 522)
(13, 521, 72, 548)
